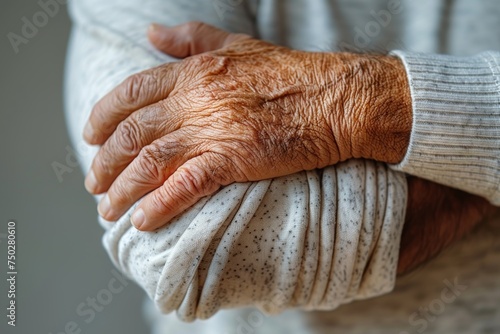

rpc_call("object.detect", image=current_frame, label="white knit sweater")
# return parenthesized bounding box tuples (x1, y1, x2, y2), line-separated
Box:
(391, 50, 500, 205)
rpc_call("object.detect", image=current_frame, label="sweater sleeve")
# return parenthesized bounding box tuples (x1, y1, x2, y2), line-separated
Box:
(390, 50, 500, 206)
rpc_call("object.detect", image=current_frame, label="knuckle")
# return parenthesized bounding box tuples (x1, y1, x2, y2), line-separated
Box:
(115, 118, 142, 154)
(174, 166, 208, 198)
(137, 145, 167, 182)
(185, 54, 213, 72)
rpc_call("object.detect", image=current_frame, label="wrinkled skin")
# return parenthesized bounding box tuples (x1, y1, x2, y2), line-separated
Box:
(84, 22, 412, 230)
(83, 22, 497, 274)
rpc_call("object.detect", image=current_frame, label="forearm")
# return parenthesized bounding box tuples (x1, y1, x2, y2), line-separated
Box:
(398, 176, 498, 275)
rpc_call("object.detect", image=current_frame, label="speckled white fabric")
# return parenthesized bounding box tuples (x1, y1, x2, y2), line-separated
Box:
(102, 161, 406, 321)
(143, 218, 500, 334)
(65, 0, 407, 323)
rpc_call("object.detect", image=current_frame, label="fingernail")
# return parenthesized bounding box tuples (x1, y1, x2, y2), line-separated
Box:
(83, 122, 94, 141)
(131, 209, 146, 229)
(98, 194, 112, 219)
(84, 170, 98, 193)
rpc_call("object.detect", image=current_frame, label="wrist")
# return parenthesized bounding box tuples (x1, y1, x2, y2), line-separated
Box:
(354, 54, 413, 163)
(321, 53, 412, 164)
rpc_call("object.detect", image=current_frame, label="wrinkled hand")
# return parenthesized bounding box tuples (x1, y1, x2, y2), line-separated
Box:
(83, 22, 412, 231)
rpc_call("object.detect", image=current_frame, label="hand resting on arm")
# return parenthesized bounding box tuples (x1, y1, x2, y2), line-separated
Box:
(84, 21, 496, 281)
(83, 22, 413, 231)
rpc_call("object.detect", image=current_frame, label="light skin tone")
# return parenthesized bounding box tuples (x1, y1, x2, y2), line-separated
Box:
(83, 22, 497, 274)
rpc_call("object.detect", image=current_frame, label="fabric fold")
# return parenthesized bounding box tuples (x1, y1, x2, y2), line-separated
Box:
(102, 161, 407, 321)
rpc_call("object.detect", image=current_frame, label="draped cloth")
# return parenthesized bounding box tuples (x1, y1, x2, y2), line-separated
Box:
(102, 162, 406, 321)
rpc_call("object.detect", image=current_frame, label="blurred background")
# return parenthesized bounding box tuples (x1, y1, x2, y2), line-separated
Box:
(0, 1, 149, 333)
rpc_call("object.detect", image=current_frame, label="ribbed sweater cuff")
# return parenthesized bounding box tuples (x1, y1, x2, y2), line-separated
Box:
(390, 50, 500, 205)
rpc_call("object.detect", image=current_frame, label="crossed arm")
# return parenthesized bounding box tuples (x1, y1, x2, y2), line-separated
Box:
(81, 22, 496, 275)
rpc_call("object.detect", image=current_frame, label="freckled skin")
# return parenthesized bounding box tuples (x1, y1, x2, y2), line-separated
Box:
(84, 22, 498, 274)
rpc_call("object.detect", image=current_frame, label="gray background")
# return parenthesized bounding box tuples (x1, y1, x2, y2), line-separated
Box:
(0, 1, 149, 333)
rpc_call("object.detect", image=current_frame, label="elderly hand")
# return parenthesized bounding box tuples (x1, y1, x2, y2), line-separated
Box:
(83, 22, 412, 231)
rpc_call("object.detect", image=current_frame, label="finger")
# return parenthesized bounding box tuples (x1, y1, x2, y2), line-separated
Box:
(83, 64, 178, 145)
(147, 21, 251, 58)
(96, 131, 199, 221)
(84, 101, 183, 194)
(130, 153, 234, 231)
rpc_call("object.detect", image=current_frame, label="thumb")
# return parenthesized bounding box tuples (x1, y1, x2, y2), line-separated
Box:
(147, 21, 251, 58)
